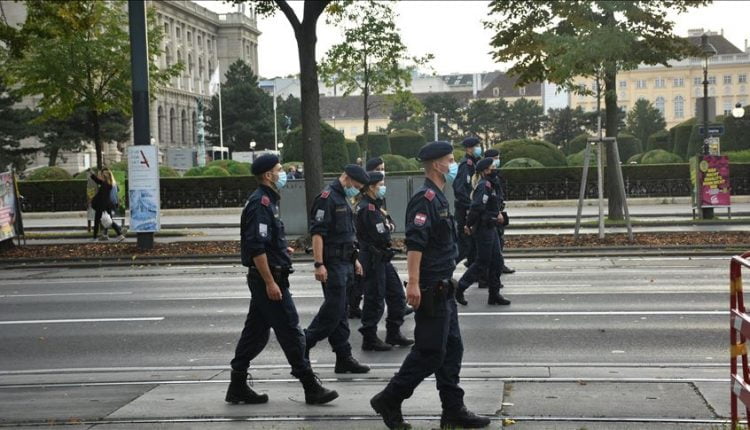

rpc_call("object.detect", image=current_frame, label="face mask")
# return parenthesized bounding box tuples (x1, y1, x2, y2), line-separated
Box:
(488, 171, 499, 179)
(274, 171, 287, 189)
(473, 147, 482, 158)
(379, 170, 386, 177)
(493, 159, 501, 168)
(439, 162, 458, 185)
(376, 185, 386, 199)
(345, 186, 360, 198)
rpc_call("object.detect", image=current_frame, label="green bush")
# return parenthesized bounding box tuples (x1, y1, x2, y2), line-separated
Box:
(28, 166, 72, 181)
(453, 148, 466, 163)
(183, 167, 205, 177)
(686, 119, 725, 157)
(721, 107, 750, 152)
(227, 162, 251, 176)
(725, 149, 750, 163)
(670, 117, 696, 158)
(203, 166, 230, 177)
(503, 158, 545, 168)
(640, 149, 684, 164)
(646, 129, 672, 152)
(345, 139, 361, 164)
(616, 133, 643, 163)
(565, 133, 592, 155)
(627, 153, 643, 164)
(566, 148, 598, 166)
(108, 161, 128, 172)
(159, 166, 180, 178)
(389, 129, 425, 159)
(407, 158, 421, 170)
(494, 139, 567, 167)
(380, 154, 416, 172)
(356, 132, 391, 158)
(284, 122, 349, 173)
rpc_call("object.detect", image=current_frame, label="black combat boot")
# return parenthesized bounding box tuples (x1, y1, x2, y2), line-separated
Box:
(225, 370, 269, 404)
(362, 331, 393, 351)
(299, 372, 339, 405)
(455, 286, 468, 306)
(371, 390, 411, 430)
(385, 327, 414, 347)
(502, 265, 516, 274)
(440, 406, 491, 429)
(348, 305, 362, 319)
(334, 354, 370, 374)
(488, 284, 511, 306)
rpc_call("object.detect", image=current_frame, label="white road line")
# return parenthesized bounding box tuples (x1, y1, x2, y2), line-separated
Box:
(0, 317, 165, 325)
(458, 310, 724, 316)
(0, 292, 132, 298)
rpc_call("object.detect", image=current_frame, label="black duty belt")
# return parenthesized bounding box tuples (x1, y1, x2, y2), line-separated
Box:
(324, 243, 358, 263)
(418, 278, 457, 317)
(248, 265, 294, 279)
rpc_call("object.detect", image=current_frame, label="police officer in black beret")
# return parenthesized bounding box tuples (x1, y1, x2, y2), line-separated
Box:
(355, 171, 413, 351)
(366, 157, 385, 173)
(455, 157, 511, 307)
(485, 149, 515, 275)
(371, 142, 490, 430)
(454, 137, 483, 269)
(305, 164, 371, 374)
(227, 154, 338, 406)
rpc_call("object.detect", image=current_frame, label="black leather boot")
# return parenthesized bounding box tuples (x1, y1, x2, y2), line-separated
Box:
(488, 284, 511, 305)
(362, 332, 393, 351)
(502, 265, 516, 274)
(455, 286, 468, 306)
(225, 370, 269, 404)
(299, 372, 339, 405)
(348, 305, 362, 319)
(385, 328, 414, 347)
(334, 354, 370, 374)
(440, 406, 491, 429)
(371, 390, 411, 429)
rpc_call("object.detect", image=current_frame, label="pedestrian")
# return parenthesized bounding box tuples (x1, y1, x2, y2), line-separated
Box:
(455, 158, 511, 307)
(226, 154, 338, 406)
(305, 164, 371, 374)
(453, 137, 482, 268)
(485, 149, 514, 275)
(90, 167, 125, 243)
(355, 171, 414, 351)
(370, 141, 490, 430)
(287, 165, 298, 180)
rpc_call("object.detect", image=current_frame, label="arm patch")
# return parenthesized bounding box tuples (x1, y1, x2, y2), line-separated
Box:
(424, 189, 436, 201)
(485, 181, 492, 189)
(368, 203, 376, 211)
(414, 212, 428, 226)
(320, 190, 330, 199)
(467, 159, 473, 166)
(261, 195, 270, 206)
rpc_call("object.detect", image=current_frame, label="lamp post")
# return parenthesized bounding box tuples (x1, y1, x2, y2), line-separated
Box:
(700, 33, 717, 220)
(250, 140, 256, 151)
(733, 102, 746, 120)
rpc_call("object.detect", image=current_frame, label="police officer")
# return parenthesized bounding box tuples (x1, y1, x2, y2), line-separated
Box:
(356, 171, 414, 351)
(455, 158, 511, 307)
(485, 149, 515, 275)
(306, 165, 371, 374)
(227, 154, 338, 406)
(371, 142, 490, 430)
(453, 137, 483, 268)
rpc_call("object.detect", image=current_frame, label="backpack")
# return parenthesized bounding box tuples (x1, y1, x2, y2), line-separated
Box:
(109, 184, 119, 207)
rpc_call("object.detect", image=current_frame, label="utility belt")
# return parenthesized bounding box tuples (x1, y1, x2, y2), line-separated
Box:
(248, 265, 294, 283)
(418, 278, 457, 317)
(364, 243, 399, 263)
(324, 243, 358, 264)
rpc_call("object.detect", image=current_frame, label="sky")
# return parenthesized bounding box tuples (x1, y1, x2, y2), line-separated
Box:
(196, 1, 750, 79)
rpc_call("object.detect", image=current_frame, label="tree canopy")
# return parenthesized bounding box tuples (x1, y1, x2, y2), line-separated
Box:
(626, 98, 667, 149)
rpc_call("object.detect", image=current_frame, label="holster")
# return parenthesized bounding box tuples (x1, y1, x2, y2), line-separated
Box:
(325, 243, 357, 264)
(248, 265, 294, 285)
(418, 279, 455, 317)
(501, 211, 510, 227)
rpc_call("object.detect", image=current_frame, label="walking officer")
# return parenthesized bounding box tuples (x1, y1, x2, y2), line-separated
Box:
(484, 149, 514, 275)
(305, 164, 371, 374)
(453, 137, 482, 267)
(370, 141, 490, 430)
(227, 154, 338, 406)
(355, 171, 414, 351)
(455, 158, 511, 307)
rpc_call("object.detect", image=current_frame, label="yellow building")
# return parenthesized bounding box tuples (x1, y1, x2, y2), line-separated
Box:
(570, 29, 750, 129)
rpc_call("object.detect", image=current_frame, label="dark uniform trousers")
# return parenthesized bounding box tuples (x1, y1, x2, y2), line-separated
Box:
(461, 223, 502, 288)
(382, 279, 465, 411)
(305, 258, 353, 357)
(359, 248, 406, 336)
(231, 272, 310, 378)
(455, 205, 475, 266)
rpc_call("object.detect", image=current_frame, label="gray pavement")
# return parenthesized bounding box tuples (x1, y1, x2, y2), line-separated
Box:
(0, 256, 737, 428)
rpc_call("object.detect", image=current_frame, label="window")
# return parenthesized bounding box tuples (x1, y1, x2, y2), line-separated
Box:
(492, 87, 499, 97)
(157, 106, 164, 141)
(197, 35, 202, 47)
(655, 96, 665, 116)
(181, 110, 187, 144)
(724, 75, 732, 85)
(164, 22, 169, 36)
(636, 80, 646, 89)
(165, 47, 171, 68)
(708, 76, 716, 85)
(175, 26, 180, 39)
(207, 39, 212, 50)
(187, 31, 192, 45)
(693, 77, 701, 86)
(655, 77, 665, 88)
(619, 80, 627, 89)
(191, 111, 197, 145)
(188, 54, 193, 75)
(724, 102, 733, 116)
(674, 96, 684, 119)
(169, 108, 176, 143)
(518, 87, 526, 96)
(673, 78, 684, 88)
(740, 74, 747, 84)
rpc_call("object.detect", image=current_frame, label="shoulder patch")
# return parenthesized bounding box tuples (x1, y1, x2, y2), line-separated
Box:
(467, 159, 473, 166)
(414, 212, 428, 226)
(424, 189, 436, 201)
(321, 190, 330, 199)
(485, 181, 492, 189)
(368, 203, 376, 211)
(261, 195, 270, 206)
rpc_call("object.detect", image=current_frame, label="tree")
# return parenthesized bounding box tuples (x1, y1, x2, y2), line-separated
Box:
(626, 98, 667, 149)
(485, 0, 707, 219)
(545, 107, 586, 149)
(206, 60, 274, 152)
(3, 1, 180, 169)
(506, 98, 546, 140)
(276, 94, 301, 140)
(0, 80, 38, 171)
(386, 90, 424, 132)
(319, 1, 431, 157)
(418, 93, 465, 142)
(461, 100, 498, 145)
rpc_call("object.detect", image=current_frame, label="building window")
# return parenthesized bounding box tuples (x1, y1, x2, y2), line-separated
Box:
(619, 80, 627, 89)
(740, 74, 747, 84)
(673, 78, 684, 88)
(655, 77, 665, 88)
(188, 54, 193, 75)
(197, 35, 202, 47)
(693, 77, 701, 86)
(175, 26, 180, 39)
(181, 110, 187, 144)
(519, 87, 526, 96)
(157, 106, 164, 141)
(169, 108, 176, 143)
(165, 47, 171, 68)
(187, 31, 192, 45)
(724, 75, 732, 84)
(164, 22, 169, 36)
(724, 102, 733, 116)
(708, 76, 716, 85)
(655, 96, 665, 116)
(191, 111, 196, 145)
(674, 96, 684, 119)
(492, 87, 499, 97)
(636, 80, 646, 89)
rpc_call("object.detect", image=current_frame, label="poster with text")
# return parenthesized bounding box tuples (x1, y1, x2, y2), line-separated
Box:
(0, 172, 17, 241)
(128, 146, 161, 232)
(699, 155, 731, 208)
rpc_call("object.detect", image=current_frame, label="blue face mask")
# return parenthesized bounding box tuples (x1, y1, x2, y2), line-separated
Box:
(442, 162, 459, 185)
(376, 185, 386, 199)
(345, 186, 360, 198)
(493, 159, 501, 168)
(275, 171, 287, 189)
(473, 147, 482, 158)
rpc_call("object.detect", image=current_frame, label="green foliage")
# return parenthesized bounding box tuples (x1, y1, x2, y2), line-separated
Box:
(627, 153, 643, 164)
(724, 150, 750, 163)
(159, 166, 180, 178)
(670, 117, 697, 158)
(567, 148, 598, 167)
(345, 139, 361, 164)
(387, 90, 425, 132)
(389, 129, 425, 159)
(616, 133, 643, 163)
(183, 167, 205, 177)
(646, 129, 672, 152)
(640, 149, 684, 164)
(565, 133, 593, 156)
(452, 149, 466, 164)
(503, 158, 545, 168)
(356, 132, 391, 158)
(721, 106, 750, 152)
(381, 154, 418, 172)
(203, 166, 230, 177)
(545, 106, 587, 150)
(505, 98, 546, 140)
(0, 80, 38, 171)
(495, 139, 567, 167)
(626, 99, 666, 148)
(27, 166, 72, 181)
(227, 162, 251, 176)
(277, 94, 301, 137)
(283, 122, 349, 173)
(418, 93, 465, 142)
(687, 122, 723, 157)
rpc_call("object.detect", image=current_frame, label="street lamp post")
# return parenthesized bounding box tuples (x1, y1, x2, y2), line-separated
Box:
(250, 140, 256, 151)
(700, 33, 717, 219)
(733, 102, 746, 120)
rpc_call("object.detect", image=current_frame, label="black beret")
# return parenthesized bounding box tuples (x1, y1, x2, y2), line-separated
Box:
(476, 157, 494, 171)
(417, 141, 453, 161)
(365, 157, 384, 171)
(251, 154, 279, 175)
(461, 137, 480, 148)
(485, 149, 499, 157)
(366, 171, 384, 184)
(344, 164, 369, 185)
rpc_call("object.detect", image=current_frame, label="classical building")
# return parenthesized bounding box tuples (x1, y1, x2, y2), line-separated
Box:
(570, 29, 750, 129)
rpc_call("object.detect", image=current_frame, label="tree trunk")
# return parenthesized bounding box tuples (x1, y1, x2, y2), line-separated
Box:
(603, 64, 623, 220)
(48, 147, 58, 167)
(90, 109, 103, 169)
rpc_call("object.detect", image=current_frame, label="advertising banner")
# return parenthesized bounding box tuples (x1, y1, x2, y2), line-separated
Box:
(0, 171, 18, 241)
(128, 146, 161, 232)
(698, 155, 731, 208)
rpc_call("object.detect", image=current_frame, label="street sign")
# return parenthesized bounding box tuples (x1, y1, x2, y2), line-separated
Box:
(698, 125, 725, 136)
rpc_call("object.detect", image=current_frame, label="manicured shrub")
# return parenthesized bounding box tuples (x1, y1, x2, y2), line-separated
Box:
(724, 149, 750, 163)
(616, 133, 643, 163)
(389, 129, 425, 159)
(567, 148, 599, 166)
(565, 133, 592, 155)
(640, 149, 684, 164)
(627, 153, 643, 164)
(345, 139, 361, 164)
(27, 166, 72, 181)
(494, 139, 567, 167)
(203, 166, 230, 177)
(159, 166, 180, 178)
(356, 132, 391, 158)
(671, 117, 696, 158)
(380, 154, 415, 172)
(503, 158, 545, 168)
(646, 129, 672, 152)
(184, 167, 205, 177)
(227, 162, 251, 176)
(283, 122, 349, 173)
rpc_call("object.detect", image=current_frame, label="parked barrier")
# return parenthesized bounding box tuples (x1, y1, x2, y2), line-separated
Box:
(730, 251, 750, 428)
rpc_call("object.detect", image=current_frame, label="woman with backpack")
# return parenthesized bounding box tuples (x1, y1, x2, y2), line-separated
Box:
(90, 167, 125, 242)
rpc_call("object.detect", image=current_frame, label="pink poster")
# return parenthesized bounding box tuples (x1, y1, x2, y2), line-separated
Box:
(699, 155, 731, 207)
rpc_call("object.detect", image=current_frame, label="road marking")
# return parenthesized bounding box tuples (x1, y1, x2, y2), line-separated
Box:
(0, 292, 132, 298)
(458, 310, 724, 316)
(0, 317, 164, 325)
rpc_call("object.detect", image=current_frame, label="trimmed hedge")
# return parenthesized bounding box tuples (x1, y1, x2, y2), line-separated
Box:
(567, 148, 598, 167)
(381, 154, 419, 172)
(503, 158, 544, 168)
(345, 139, 361, 164)
(159, 166, 180, 178)
(616, 133, 643, 163)
(566, 133, 592, 155)
(725, 150, 750, 163)
(28, 167, 72, 181)
(721, 107, 750, 152)
(284, 122, 349, 173)
(687, 119, 724, 157)
(627, 153, 643, 164)
(495, 139, 567, 167)
(671, 117, 696, 158)
(640, 149, 684, 164)
(389, 129, 425, 159)
(646, 129, 672, 152)
(356, 132, 391, 158)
